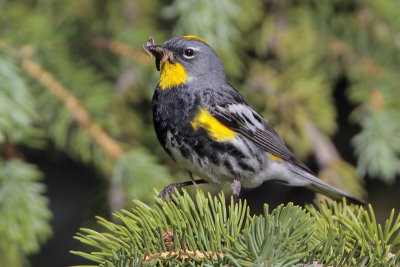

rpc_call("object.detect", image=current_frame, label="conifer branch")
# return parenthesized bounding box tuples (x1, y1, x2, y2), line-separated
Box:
(329, 38, 385, 79)
(20, 56, 124, 160)
(72, 190, 400, 266)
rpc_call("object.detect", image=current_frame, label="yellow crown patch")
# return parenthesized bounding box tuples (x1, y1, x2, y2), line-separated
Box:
(183, 35, 208, 44)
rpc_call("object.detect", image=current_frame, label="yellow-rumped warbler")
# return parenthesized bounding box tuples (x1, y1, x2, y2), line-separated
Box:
(143, 35, 365, 205)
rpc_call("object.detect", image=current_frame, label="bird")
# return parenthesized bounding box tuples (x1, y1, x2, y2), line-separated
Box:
(142, 35, 366, 205)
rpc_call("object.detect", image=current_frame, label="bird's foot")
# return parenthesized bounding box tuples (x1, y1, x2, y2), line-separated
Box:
(158, 179, 208, 201)
(158, 183, 180, 200)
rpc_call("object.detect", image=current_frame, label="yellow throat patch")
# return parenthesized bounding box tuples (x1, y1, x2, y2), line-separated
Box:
(191, 107, 236, 141)
(159, 61, 188, 90)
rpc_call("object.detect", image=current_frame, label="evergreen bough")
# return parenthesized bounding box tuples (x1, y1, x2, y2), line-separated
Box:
(72, 190, 399, 266)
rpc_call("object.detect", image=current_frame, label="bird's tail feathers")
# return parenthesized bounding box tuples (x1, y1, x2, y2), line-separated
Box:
(306, 183, 367, 206)
(289, 166, 367, 206)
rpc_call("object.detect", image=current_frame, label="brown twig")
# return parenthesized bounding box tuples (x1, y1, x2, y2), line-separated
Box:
(20, 57, 124, 160)
(2, 137, 23, 160)
(143, 249, 224, 262)
(93, 37, 150, 65)
(303, 120, 366, 199)
(303, 121, 340, 170)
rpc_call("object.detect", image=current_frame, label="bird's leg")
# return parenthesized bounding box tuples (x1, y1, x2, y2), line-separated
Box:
(189, 172, 200, 188)
(231, 179, 241, 205)
(223, 179, 242, 228)
(159, 178, 208, 200)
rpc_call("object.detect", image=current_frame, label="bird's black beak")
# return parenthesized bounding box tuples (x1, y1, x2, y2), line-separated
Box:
(142, 36, 175, 71)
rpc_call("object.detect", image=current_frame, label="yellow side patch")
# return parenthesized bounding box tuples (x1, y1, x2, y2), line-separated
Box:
(267, 153, 285, 162)
(183, 35, 207, 44)
(159, 61, 188, 90)
(191, 108, 236, 141)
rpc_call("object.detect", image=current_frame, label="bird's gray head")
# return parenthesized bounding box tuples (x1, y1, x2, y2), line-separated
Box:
(142, 36, 226, 90)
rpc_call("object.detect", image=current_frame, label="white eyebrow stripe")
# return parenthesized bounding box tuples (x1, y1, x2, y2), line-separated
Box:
(187, 46, 201, 51)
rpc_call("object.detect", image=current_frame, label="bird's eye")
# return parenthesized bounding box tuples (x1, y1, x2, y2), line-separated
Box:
(183, 48, 194, 58)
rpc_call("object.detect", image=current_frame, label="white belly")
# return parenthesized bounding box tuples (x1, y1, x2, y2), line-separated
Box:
(164, 130, 307, 189)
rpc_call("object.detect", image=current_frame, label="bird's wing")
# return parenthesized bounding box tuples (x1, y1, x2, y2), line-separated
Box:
(206, 91, 315, 175)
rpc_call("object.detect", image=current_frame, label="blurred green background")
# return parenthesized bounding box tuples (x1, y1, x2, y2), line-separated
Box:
(0, 0, 399, 266)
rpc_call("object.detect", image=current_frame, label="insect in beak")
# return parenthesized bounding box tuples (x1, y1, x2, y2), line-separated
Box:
(142, 36, 175, 71)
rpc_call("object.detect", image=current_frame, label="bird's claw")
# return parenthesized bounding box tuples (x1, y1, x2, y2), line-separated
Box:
(158, 183, 179, 200)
